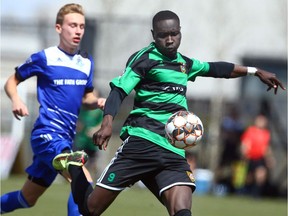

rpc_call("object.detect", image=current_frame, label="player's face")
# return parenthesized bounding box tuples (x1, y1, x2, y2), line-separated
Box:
(56, 13, 85, 54)
(152, 19, 181, 59)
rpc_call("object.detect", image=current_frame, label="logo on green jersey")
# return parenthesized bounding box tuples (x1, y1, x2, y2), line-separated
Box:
(180, 63, 186, 73)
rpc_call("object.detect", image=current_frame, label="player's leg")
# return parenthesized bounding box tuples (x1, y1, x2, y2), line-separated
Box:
(67, 192, 80, 216)
(0, 190, 30, 214)
(255, 165, 267, 186)
(67, 164, 121, 216)
(143, 177, 193, 216)
(85, 137, 140, 215)
(252, 160, 267, 197)
(87, 186, 121, 215)
(1, 138, 59, 214)
(53, 151, 97, 215)
(162, 185, 192, 216)
(0, 176, 47, 213)
(54, 137, 142, 215)
(33, 135, 82, 215)
(67, 165, 94, 216)
(22, 176, 48, 205)
(84, 150, 99, 182)
(142, 147, 196, 216)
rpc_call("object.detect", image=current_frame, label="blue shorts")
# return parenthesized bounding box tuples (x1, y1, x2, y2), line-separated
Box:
(26, 132, 72, 187)
(96, 136, 196, 199)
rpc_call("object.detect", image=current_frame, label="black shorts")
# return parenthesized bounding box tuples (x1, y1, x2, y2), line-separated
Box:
(248, 158, 266, 172)
(96, 136, 196, 199)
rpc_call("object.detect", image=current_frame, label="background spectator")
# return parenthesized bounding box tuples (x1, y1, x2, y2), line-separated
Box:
(240, 114, 275, 197)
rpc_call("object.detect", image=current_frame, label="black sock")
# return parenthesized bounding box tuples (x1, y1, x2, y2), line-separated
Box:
(69, 165, 93, 215)
(174, 209, 192, 216)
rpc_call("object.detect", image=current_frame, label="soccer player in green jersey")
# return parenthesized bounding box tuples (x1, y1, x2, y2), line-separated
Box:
(53, 10, 285, 216)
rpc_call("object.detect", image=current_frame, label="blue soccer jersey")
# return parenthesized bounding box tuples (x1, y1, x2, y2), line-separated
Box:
(16, 46, 94, 142)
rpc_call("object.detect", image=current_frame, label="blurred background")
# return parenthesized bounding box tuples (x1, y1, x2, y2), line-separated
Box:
(1, 0, 287, 200)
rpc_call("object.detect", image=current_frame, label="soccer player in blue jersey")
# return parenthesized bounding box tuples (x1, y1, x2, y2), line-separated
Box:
(0, 3, 105, 215)
(53, 10, 285, 216)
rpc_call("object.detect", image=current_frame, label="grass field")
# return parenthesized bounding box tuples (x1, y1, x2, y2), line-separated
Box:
(1, 175, 287, 216)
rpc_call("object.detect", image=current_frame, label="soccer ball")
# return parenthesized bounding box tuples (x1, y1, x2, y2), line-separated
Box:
(165, 111, 204, 150)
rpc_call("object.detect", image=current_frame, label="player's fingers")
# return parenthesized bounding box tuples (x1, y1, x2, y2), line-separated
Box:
(275, 80, 286, 90)
(266, 86, 272, 92)
(265, 78, 277, 91)
(103, 138, 110, 151)
(267, 86, 278, 94)
(13, 108, 29, 119)
(92, 132, 100, 145)
(98, 144, 103, 150)
(270, 80, 278, 94)
(93, 132, 107, 150)
(271, 77, 286, 90)
(274, 86, 278, 94)
(13, 112, 21, 120)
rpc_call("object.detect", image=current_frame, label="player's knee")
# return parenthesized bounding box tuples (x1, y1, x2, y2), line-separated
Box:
(174, 209, 192, 216)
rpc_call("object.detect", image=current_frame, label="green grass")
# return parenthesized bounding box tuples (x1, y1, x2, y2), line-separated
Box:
(1, 175, 287, 216)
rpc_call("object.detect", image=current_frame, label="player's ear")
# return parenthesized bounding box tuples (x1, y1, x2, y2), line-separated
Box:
(55, 24, 62, 34)
(151, 29, 155, 40)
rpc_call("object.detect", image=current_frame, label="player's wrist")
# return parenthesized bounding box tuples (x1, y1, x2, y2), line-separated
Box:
(247, 67, 257, 76)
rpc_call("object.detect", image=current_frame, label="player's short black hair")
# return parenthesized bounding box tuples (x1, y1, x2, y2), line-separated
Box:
(152, 10, 180, 29)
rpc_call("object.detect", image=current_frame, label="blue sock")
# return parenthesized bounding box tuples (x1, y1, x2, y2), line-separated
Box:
(0, 191, 30, 213)
(67, 192, 81, 216)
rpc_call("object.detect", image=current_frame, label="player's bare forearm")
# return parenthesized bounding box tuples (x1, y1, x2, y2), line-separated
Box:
(230, 65, 248, 78)
(82, 91, 106, 110)
(5, 74, 29, 120)
(4, 74, 21, 101)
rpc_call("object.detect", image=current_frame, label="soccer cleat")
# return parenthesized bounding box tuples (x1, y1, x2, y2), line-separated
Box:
(66, 151, 89, 168)
(52, 152, 70, 171)
(52, 151, 88, 171)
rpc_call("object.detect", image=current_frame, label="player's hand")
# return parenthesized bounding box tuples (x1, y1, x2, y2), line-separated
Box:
(12, 99, 29, 120)
(255, 69, 286, 94)
(97, 97, 106, 110)
(92, 115, 113, 150)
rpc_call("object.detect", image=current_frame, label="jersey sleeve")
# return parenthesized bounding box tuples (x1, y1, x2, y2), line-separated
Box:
(110, 66, 142, 95)
(110, 53, 150, 95)
(15, 51, 46, 81)
(110, 45, 154, 94)
(187, 58, 210, 81)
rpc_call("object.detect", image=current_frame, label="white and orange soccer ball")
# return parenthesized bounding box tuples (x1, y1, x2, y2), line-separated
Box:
(165, 111, 204, 150)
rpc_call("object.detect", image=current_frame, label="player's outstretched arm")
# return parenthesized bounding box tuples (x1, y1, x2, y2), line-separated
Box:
(231, 65, 286, 94)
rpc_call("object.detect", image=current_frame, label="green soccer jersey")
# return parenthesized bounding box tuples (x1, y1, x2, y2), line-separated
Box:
(110, 42, 210, 157)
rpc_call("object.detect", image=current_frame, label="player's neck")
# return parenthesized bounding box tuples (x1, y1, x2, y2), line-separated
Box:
(57, 46, 79, 56)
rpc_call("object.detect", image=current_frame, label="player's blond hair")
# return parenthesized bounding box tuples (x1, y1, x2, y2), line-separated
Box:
(56, 3, 84, 25)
